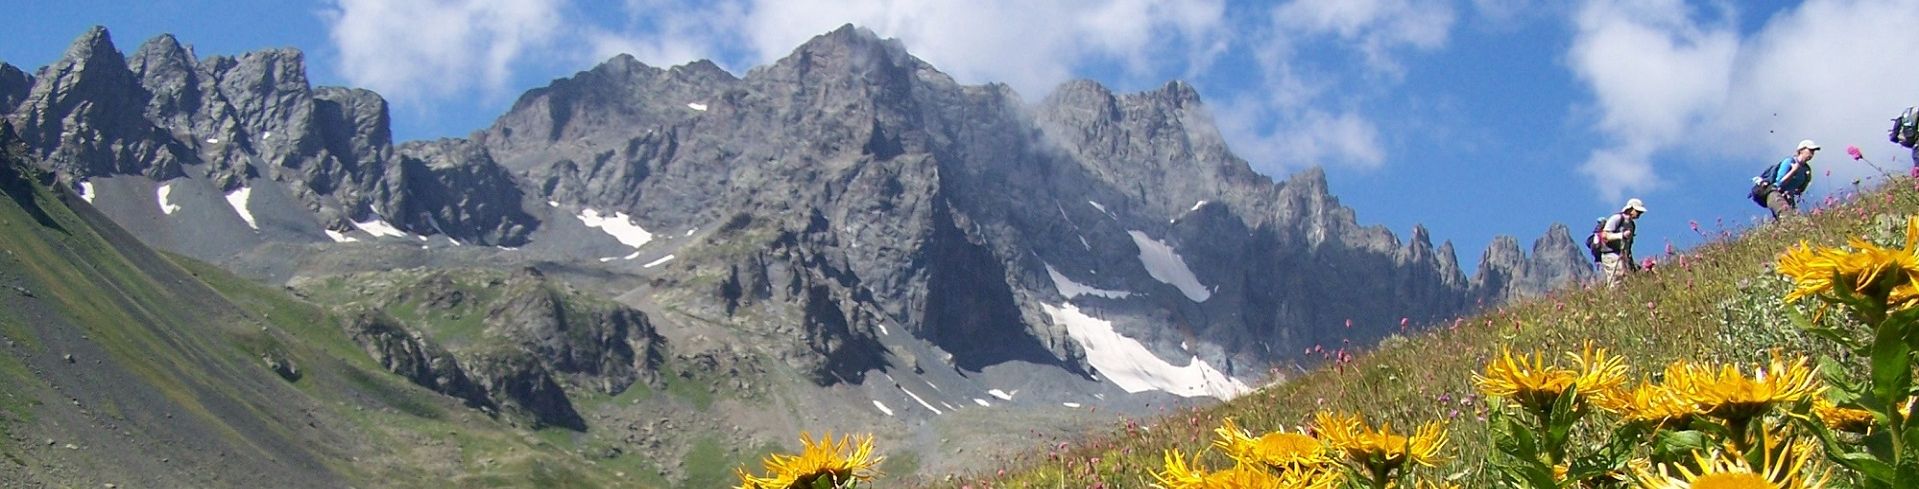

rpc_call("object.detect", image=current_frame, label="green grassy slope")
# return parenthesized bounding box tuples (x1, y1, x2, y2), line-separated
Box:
(0, 155, 645, 487)
(932, 179, 1919, 487)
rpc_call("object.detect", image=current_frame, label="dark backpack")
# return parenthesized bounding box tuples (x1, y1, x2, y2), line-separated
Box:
(1891, 106, 1918, 148)
(1586, 216, 1607, 262)
(1749, 162, 1783, 208)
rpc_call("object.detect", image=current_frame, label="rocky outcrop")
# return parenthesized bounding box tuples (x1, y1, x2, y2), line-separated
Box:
(0, 64, 29, 114)
(482, 267, 666, 394)
(3, 27, 535, 247)
(1474, 223, 1595, 303)
(340, 308, 492, 410)
(462, 347, 585, 431)
(340, 306, 588, 430)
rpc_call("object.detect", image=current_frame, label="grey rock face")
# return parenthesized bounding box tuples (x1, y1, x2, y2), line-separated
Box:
(14, 27, 190, 180)
(481, 24, 1595, 381)
(4, 27, 534, 249)
(341, 308, 493, 410)
(480, 267, 666, 394)
(0, 64, 29, 114)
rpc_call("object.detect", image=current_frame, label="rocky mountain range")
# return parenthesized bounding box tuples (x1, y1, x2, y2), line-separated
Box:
(0, 23, 1591, 442)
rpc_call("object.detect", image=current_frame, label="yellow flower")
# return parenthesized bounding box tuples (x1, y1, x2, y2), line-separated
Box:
(1476, 344, 1626, 413)
(1633, 431, 1830, 489)
(1314, 411, 1448, 471)
(736, 432, 883, 489)
(1153, 449, 1339, 489)
(1476, 349, 1576, 412)
(1779, 217, 1919, 311)
(1670, 354, 1823, 423)
(1213, 418, 1328, 468)
(1596, 376, 1699, 425)
(1569, 343, 1630, 400)
(1812, 398, 1876, 434)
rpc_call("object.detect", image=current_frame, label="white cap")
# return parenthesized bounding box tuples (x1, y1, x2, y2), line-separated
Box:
(1797, 139, 1821, 151)
(1623, 198, 1647, 213)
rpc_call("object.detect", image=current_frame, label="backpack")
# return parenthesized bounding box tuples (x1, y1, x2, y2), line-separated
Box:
(1586, 216, 1607, 262)
(1749, 162, 1782, 208)
(1891, 106, 1919, 148)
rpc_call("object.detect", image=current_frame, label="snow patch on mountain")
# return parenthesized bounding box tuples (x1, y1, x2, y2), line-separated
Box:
(1043, 302, 1248, 399)
(77, 181, 95, 203)
(901, 387, 943, 415)
(225, 187, 258, 230)
(988, 389, 1015, 401)
(1127, 230, 1212, 302)
(324, 229, 358, 243)
(1045, 263, 1131, 299)
(687, 102, 708, 111)
(156, 183, 181, 215)
(351, 217, 410, 239)
(577, 209, 653, 249)
(642, 255, 675, 268)
(873, 400, 893, 416)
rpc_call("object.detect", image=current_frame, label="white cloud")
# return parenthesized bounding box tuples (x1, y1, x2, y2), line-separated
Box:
(1214, 0, 1466, 172)
(323, 0, 564, 103)
(581, 0, 749, 68)
(1273, 0, 1456, 75)
(724, 0, 1228, 101)
(1569, 0, 1919, 201)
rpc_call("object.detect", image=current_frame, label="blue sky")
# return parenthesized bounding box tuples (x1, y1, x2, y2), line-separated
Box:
(5, 0, 1919, 272)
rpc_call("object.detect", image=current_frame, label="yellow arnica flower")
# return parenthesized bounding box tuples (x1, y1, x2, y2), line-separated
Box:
(1778, 217, 1919, 311)
(1669, 353, 1823, 423)
(1313, 411, 1448, 471)
(1476, 344, 1627, 413)
(1214, 418, 1329, 468)
(1634, 433, 1830, 489)
(736, 432, 883, 489)
(1595, 374, 1700, 425)
(1812, 398, 1876, 434)
(1476, 349, 1575, 411)
(1153, 450, 1339, 489)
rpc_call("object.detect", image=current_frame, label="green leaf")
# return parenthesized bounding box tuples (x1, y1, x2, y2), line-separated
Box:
(1868, 321, 1913, 417)
(1544, 385, 1581, 461)
(1651, 430, 1710, 465)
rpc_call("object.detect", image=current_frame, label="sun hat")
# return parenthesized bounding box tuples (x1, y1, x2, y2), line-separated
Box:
(1622, 198, 1647, 213)
(1797, 139, 1821, 151)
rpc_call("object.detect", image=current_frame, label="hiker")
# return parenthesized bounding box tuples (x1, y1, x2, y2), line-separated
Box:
(1596, 199, 1645, 288)
(1758, 139, 1818, 219)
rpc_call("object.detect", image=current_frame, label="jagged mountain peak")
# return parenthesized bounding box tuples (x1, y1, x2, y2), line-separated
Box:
(0, 63, 29, 113)
(61, 25, 119, 64)
(762, 23, 926, 83)
(131, 33, 192, 64)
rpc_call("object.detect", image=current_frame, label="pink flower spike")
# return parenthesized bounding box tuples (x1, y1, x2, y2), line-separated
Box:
(1848, 145, 1864, 160)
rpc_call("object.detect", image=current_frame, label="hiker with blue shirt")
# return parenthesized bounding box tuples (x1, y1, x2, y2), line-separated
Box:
(1758, 139, 1818, 219)
(1597, 199, 1645, 288)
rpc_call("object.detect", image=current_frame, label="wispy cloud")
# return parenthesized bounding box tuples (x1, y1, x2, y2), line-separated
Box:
(1215, 0, 1465, 172)
(1568, 0, 1919, 202)
(724, 0, 1230, 101)
(322, 0, 563, 103)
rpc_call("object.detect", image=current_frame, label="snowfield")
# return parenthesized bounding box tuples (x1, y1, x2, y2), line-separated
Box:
(225, 187, 258, 230)
(1045, 263, 1132, 299)
(1043, 302, 1249, 399)
(351, 217, 411, 239)
(156, 183, 181, 215)
(1127, 230, 1212, 302)
(577, 209, 654, 249)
